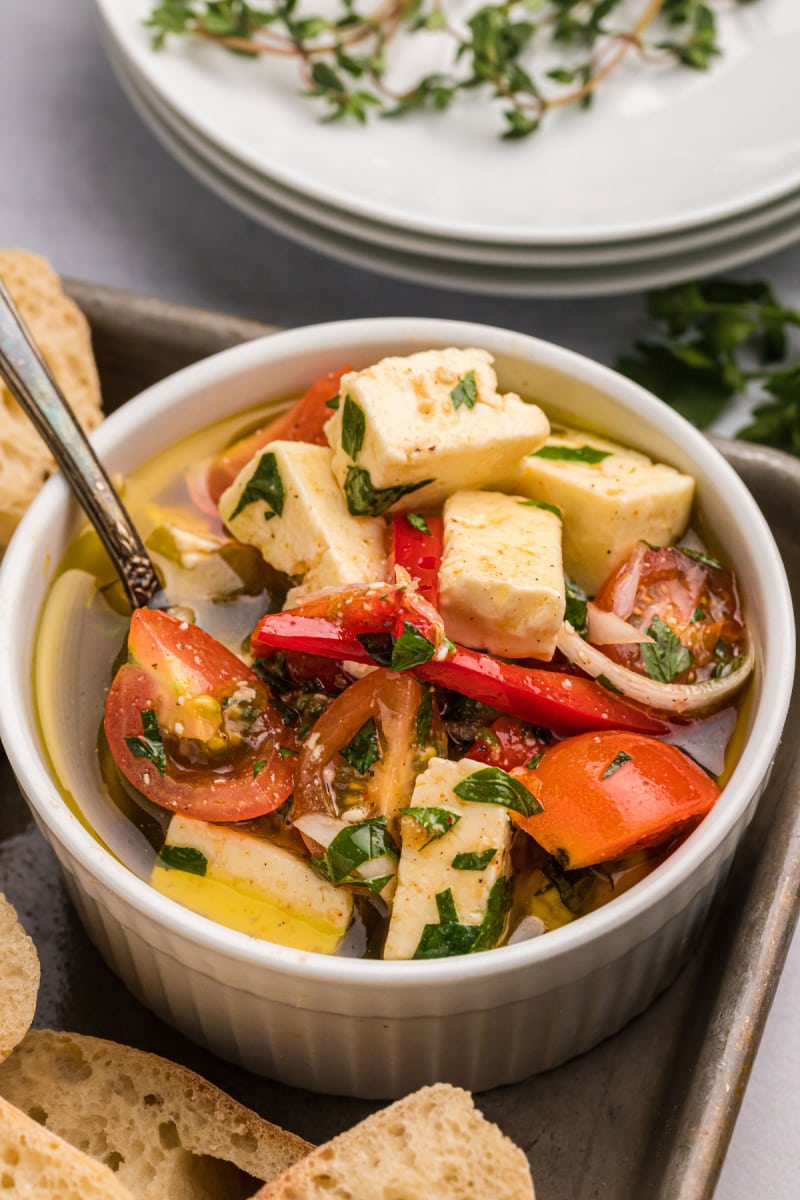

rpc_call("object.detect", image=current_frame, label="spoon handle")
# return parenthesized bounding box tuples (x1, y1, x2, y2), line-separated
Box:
(0, 281, 159, 609)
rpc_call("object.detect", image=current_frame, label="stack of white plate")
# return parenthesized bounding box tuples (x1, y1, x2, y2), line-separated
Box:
(97, 0, 800, 296)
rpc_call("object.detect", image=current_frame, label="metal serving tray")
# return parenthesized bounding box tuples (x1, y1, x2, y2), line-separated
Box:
(2, 281, 798, 1200)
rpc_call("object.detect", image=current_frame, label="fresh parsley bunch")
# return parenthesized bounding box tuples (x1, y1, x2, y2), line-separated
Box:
(616, 280, 800, 455)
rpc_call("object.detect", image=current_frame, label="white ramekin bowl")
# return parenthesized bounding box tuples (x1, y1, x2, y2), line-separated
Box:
(0, 319, 793, 1099)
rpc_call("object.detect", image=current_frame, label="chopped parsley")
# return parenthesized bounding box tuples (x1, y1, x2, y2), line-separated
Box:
(532, 444, 611, 464)
(450, 370, 478, 410)
(228, 451, 285, 522)
(124, 709, 167, 776)
(453, 766, 541, 817)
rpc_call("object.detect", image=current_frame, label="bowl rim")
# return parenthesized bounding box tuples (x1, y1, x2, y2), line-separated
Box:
(0, 315, 794, 989)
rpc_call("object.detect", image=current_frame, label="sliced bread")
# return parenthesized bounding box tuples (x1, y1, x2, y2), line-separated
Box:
(0, 892, 40, 1063)
(0, 1097, 135, 1200)
(0, 248, 103, 549)
(0, 1030, 312, 1200)
(254, 1082, 535, 1200)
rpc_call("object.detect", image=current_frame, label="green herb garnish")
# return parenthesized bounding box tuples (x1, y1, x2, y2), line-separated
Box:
(525, 751, 543, 770)
(325, 394, 340, 410)
(416, 684, 434, 746)
(564, 576, 588, 637)
(450, 370, 478, 410)
(518, 498, 562, 518)
(278, 746, 298, 759)
(596, 674, 624, 696)
(601, 750, 633, 780)
(343, 467, 433, 517)
(125, 709, 167, 776)
(679, 546, 724, 571)
(341, 717, 381, 774)
(356, 632, 395, 667)
(158, 845, 208, 876)
(453, 766, 541, 817)
(228, 451, 285, 522)
(253, 758, 267, 777)
(641, 615, 693, 683)
(413, 876, 512, 959)
(400, 806, 461, 847)
(406, 513, 431, 535)
(341, 395, 366, 461)
(452, 848, 497, 871)
(533, 444, 611, 464)
(390, 622, 436, 672)
(310, 817, 399, 889)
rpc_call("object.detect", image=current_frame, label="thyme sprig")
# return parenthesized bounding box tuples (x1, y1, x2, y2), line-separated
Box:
(145, 0, 753, 140)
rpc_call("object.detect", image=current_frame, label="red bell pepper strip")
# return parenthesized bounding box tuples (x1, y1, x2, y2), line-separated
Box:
(388, 513, 443, 607)
(252, 588, 668, 738)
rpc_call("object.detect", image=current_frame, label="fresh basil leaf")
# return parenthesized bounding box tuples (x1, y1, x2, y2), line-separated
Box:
(406, 512, 431, 535)
(401, 805, 460, 848)
(253, 758, 267, 777)
(325, 394, 340, 410)
(391, 621, 436, 671)
(452, 848, 497, 870)
(343, 467, 434, 517)
(596, 673, 623, 696)
(416, 684, 434, 746)
(311, 817, 399, 887)
(450, 369, 478, 410)
(436, 887, 459, 924)
(679, 545, 724, 571)
(564, 576, 588, 637)
(471, 876, 513, 952)
(341, 395, 366, 460)
(518, 498, 562, 519)
(356, 631, 395, 667)
(229, 451, 285, 521)
(341, 716, 381, 774)
(125, 708, 167, 776)
(158, 844, 208, 876)
(533, 444, 611, 464)
(278, 746, 298, 759)
(601, 750, 633, 780)
(453, 766, 541, 817)
(413, 922, 480, 959)
(641, 614, 693, 683)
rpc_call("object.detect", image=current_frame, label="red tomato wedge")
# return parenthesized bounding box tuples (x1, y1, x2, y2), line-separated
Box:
(512, 731, 719, 868)
(189, 366, 351, 513)
(388, 513, 443, 606)
(466, 716, 550, 772)
(251, 585, 668, 738)
(104, 609, 297, 822)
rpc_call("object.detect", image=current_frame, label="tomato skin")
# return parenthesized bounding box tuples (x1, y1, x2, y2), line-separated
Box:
(466, 717, 550, 772)
(594, 545, 745, 683)
(388, 513, 443, 607)
(512, 731, 719, 869)
(191, 366, 351, 512)
(105, 610, 296, 822)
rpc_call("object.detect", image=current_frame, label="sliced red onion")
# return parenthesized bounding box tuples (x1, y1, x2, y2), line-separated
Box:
(587, 602, 655, 646)
(356, 854, 397, 882)
(611, 542, 646, 620)
(556, 622, 755, 715)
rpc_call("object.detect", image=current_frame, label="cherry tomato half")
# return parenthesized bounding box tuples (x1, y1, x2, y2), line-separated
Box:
(104, 609, 297, 822)
(512, 730, 719, 869)
(466, 716, 550, 772)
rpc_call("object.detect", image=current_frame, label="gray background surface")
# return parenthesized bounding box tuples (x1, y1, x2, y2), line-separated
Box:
(1, 1, 799, 1194)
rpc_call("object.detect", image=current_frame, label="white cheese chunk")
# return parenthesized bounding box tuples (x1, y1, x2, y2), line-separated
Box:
(439, 490, 565, 661)
(218, 441, 386, 605)
(153, 814, 353, 954)
(515, 426, 694, 595)
(324, 348, 549, 514)
(383, 757, 512, 961)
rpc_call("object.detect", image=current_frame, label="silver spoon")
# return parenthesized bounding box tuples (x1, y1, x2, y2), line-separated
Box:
(0, 280, 163, 609)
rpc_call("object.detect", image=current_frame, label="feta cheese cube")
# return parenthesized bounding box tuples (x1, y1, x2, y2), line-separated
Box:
(325, 348, 549, 515)
(516, 426, 694, 595)
(383, 757, 513, 961)
(218, 441, 386, 604)
(439, 490, 565, 661)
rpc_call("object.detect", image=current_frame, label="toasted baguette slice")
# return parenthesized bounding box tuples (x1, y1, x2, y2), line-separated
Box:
(0, 248, 102, 549)
(0, 1031, 312, 1199)
(255, 1083, 535, 1200)
(0, 893, 40, 1062)
(0, 1097, 135, 1199)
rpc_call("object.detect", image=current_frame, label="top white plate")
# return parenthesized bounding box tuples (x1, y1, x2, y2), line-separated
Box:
(98, 0, 800, 245)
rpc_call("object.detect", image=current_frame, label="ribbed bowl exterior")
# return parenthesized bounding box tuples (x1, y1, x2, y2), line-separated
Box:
(0, 319, 792, 1100)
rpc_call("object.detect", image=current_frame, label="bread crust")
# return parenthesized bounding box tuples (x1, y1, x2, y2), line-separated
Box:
(0, 893, 40, 1063)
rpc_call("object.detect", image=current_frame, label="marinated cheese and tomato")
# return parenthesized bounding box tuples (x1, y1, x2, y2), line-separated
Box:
(86, 347, 752, 959)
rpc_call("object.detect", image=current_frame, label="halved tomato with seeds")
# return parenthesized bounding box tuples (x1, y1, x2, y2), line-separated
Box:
(104, 609, 296, 822)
